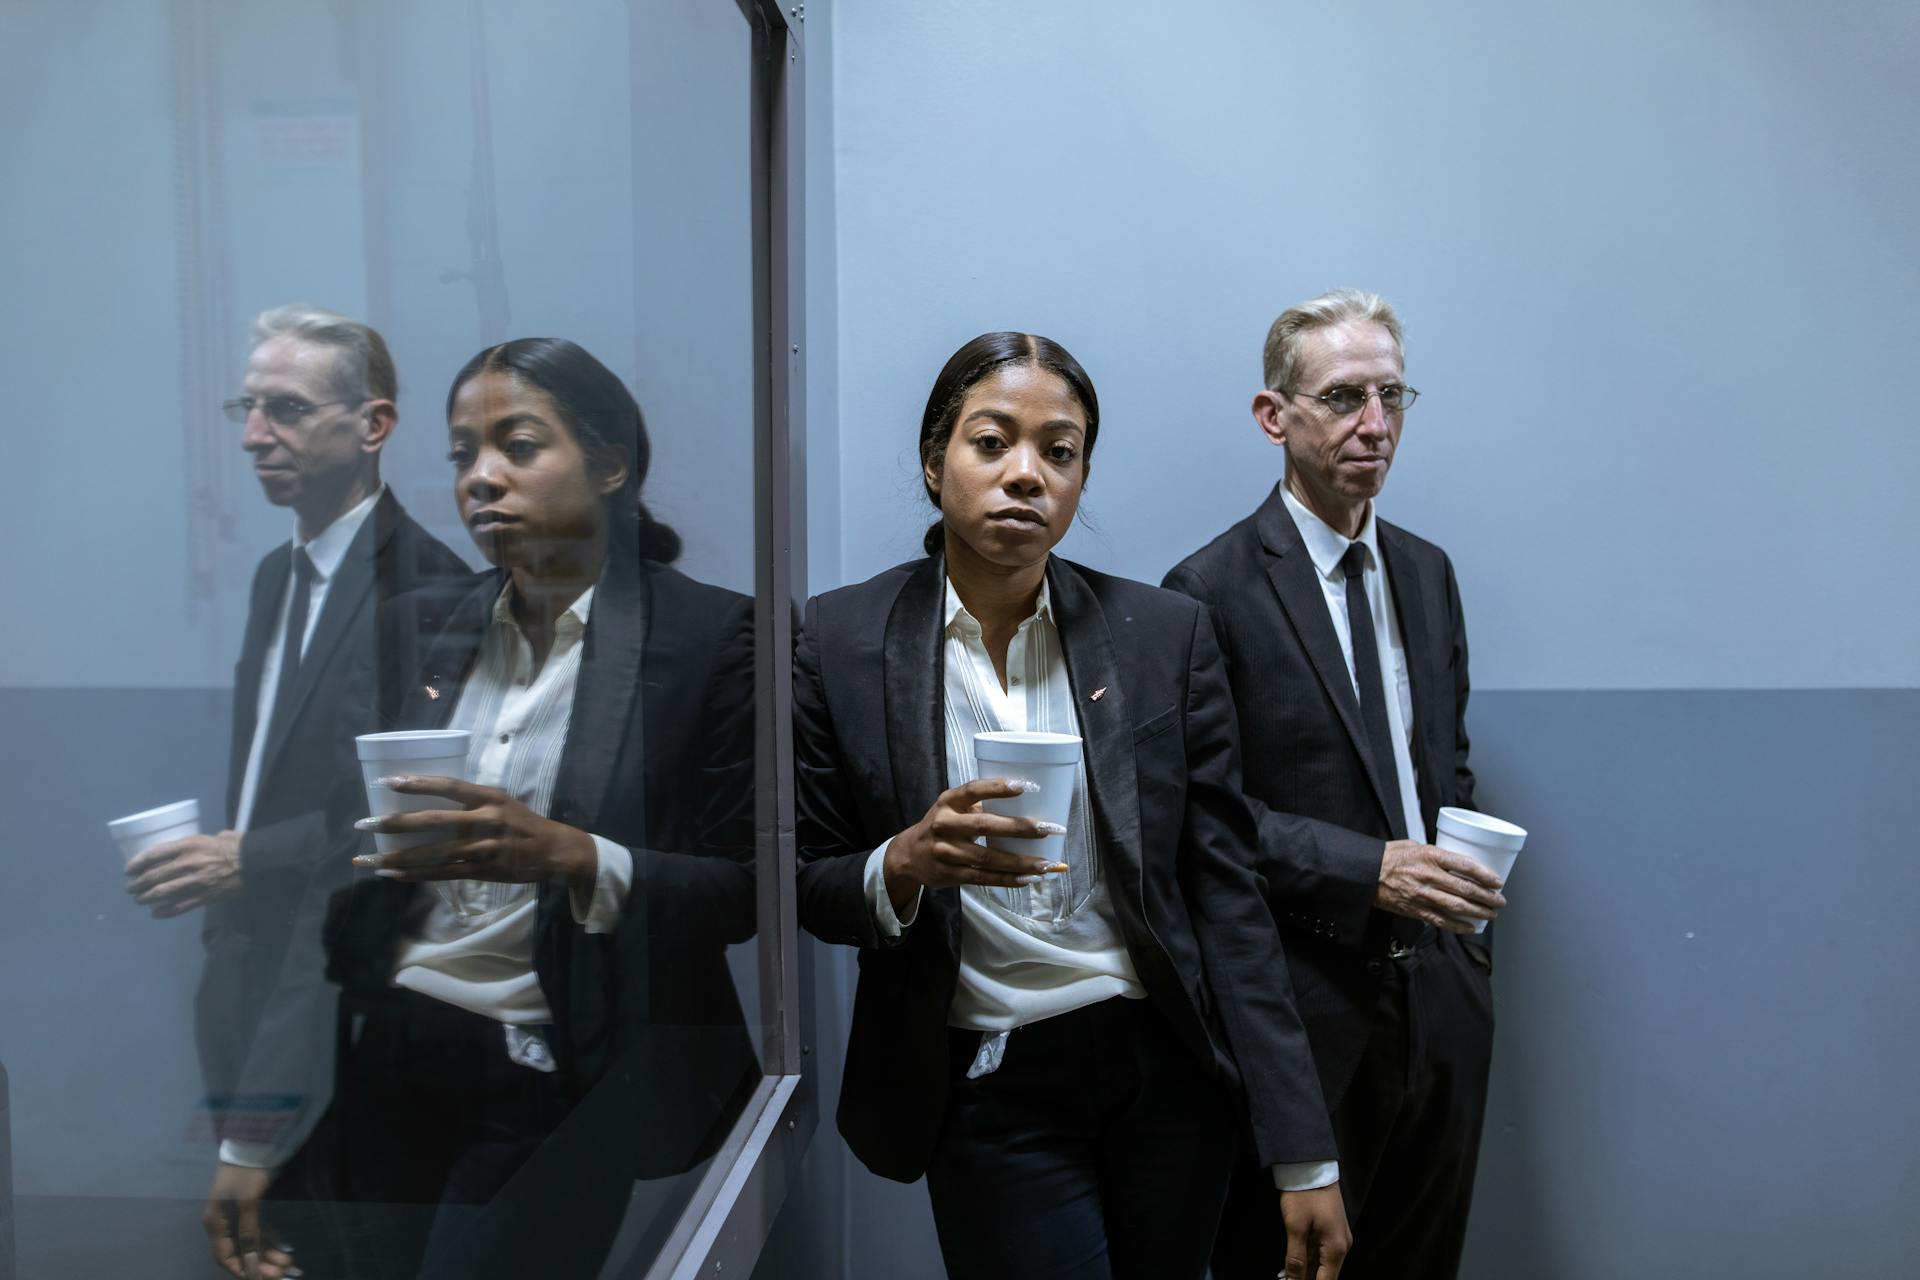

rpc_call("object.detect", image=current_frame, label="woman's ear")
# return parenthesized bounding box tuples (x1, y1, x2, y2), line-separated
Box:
(922, 453, 942, 508)
(593, 445, 631, 497)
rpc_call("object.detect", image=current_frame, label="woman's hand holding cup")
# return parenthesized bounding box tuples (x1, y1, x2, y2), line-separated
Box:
(882, 777, 1068, 914)
(352, 775, 598, 893)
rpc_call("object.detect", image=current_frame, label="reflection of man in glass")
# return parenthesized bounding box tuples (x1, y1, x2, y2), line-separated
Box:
(122, 306, 467, 1171)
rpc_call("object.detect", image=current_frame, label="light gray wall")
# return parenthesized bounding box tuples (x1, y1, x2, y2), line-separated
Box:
(0, 691, 227, 1203)
(827, 0, 1920, 692)
(1463, 689, 1920, 1277)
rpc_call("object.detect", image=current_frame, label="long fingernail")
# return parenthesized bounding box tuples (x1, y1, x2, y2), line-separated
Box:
(373, 869, 405, 879)
(1044, 862, 1070, 874)
(351, 853, 385, 869)
(353, 816, 382, 831)
(1033, 821, 1067, 835)
(1014, 875, 1041, 885)
(375, 775, 412, 788)
(1009, 779, 1040, 793)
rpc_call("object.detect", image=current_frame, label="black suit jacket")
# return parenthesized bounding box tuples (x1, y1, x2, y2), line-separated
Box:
(1164, 486, 1478, 1107)
(794, 554, 1334, 1183)
(197, 490, 467, 1105)
(316, 548, 760, 1153)
(234, 545, 760, 1274)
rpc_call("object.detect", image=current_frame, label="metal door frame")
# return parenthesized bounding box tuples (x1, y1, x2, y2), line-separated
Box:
(633, 3, 812, 1276)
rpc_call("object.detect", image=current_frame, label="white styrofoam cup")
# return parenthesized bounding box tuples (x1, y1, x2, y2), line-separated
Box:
(106, 799, 202, 863)
(1433, 805, 1527, 935)
(355, 730, 473, 855)
(972, 731, 1081, 866)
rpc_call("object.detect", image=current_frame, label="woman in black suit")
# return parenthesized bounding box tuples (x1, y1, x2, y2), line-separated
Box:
(211, 339, 759, 1280)
(793, 333, 1351, 1279)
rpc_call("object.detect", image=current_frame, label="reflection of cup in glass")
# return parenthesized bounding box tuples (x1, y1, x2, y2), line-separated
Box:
(1434, 806, 1528, 935)
(973, 731, 1081, 866)
(106, 799, 201, 863)
(355, 731, 473, 855)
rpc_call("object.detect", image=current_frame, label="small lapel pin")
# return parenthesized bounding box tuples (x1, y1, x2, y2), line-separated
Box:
(1090, 687, 1107, 702)
(424, 684, 441, 700)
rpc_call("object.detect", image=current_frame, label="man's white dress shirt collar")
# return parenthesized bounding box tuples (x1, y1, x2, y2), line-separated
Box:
(297, 485, 384, 582)
(1280, 484, 1380, 583)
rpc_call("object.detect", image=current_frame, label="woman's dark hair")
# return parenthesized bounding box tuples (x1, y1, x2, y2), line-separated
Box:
(446, 337, 681, 564)
(917, 331, 1100, 556)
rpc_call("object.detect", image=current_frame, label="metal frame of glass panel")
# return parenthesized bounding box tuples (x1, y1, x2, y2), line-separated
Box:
(631, 3, 812, 1277)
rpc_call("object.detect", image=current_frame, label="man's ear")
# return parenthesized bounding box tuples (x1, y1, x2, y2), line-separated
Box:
(1251, 390, 1289, 448)
(594, 445, 632, 497)
(361, 400, 398, 454)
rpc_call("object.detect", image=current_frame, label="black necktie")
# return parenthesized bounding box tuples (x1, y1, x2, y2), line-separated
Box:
(1341, 542, 1408, 842)
(268, 547, 316, 735)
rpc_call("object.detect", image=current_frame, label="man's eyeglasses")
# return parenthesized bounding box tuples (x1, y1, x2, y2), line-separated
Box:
(221, 395, 365, 427)
(1283, 384, 1420, 417)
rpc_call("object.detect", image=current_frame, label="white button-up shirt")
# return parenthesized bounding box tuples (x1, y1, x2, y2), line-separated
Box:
(1279, 486, 1427, 845)
(867, 578, 1144, 1036)
(391, 583, 632, 1045)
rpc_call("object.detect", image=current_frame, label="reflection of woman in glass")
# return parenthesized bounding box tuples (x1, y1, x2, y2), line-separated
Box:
(230, 339, 758, 1279)
(793, 333, 1350, 1278)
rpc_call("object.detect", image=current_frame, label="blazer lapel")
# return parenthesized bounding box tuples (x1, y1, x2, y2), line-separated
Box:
(1379, 524, 1438, 822)
(882, 556, 957, 954)
(235, 548, 289, 726)
(1045, 560, 1147, 920)
(881, 557, 947, 831)
(551, 550, 648, 831)
(228, 547, 291, 822)
(1255, 489, 1400, 830)
(259, 510, 388, 777)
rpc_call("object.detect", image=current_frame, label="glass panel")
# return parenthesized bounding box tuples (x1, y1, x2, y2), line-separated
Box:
(0, 1, 774, 1274)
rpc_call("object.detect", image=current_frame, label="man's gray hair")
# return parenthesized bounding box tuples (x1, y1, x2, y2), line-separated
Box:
(252, 304, 399, 403)
(1261, 289, 1404, 393)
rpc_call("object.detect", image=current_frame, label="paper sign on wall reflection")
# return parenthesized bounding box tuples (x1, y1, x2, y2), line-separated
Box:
(249, 97, 359, 178)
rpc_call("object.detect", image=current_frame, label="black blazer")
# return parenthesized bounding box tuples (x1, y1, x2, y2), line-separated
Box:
(319, 545, 760, 1134)
(794, 554, 1335, 1183)
(1163, 486, 1478, 1107)
(197, 490, 467, 1101)
(233, 544, 759, 1272)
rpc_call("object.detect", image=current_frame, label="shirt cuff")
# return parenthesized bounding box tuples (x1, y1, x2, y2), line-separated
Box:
(218, 1138, 278, 1170)
(864, 838, 921, 937)
(1272, 1160, 1340, 1192)
(569, 835, 634, 933)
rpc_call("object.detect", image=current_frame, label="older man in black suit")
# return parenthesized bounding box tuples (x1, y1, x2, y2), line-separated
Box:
(123, 305, 466, 1168)
(1165, 290, 1506, 1279)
